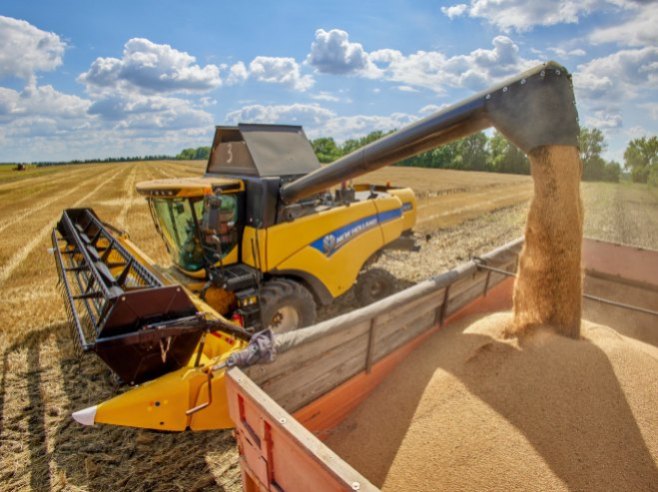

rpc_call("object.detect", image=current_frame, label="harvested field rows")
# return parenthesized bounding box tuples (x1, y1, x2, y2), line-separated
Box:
(0, 161, 656, 491)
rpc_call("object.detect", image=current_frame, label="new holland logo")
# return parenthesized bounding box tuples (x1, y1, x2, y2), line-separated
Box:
(322, 234, 337, 254)
(310, 209, 401, 257)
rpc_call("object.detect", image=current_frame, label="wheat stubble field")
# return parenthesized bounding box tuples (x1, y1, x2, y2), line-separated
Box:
(0, 161, 656, 491)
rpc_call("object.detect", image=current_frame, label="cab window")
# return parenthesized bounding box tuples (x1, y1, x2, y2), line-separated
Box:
(202, 194, 239, 255)
(152, 194, 239, 273)
(152, 198, 206, 272)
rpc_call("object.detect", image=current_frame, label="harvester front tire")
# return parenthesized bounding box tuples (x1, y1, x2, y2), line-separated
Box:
(355, 268, 397, 306)
(260, 279, 316, 334)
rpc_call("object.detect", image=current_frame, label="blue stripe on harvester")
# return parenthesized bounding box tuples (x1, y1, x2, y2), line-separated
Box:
(378, 208, 402, 223)
(310, 208, 402, 257)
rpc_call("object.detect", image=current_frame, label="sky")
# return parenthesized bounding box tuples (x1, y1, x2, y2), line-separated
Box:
(0, 0, 656, 163)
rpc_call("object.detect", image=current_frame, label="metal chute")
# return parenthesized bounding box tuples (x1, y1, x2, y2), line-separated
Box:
(280, 61, 579, 204)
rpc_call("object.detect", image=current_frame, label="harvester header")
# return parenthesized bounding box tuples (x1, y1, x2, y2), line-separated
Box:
(52, 208, 210, 384)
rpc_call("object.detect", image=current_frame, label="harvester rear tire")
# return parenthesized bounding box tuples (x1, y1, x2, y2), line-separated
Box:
(355, 268, 397, 306)
(260, 278, 316, 334)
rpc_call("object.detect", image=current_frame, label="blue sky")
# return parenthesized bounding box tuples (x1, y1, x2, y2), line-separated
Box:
(1, 0, 656, 163)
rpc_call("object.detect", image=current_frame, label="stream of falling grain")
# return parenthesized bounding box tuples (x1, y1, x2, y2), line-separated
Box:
(511, 145, 584, 338)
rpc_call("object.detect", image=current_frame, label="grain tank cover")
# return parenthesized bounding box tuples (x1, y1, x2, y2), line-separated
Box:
(206, 124, 321, 178)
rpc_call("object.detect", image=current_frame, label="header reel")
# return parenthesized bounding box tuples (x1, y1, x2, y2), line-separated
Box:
(52, 208, 210, 384)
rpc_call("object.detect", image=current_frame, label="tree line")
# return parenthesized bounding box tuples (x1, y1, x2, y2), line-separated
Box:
(311, 127, 658, 184)
(176, 147, 210, 160)
(15, 127, 655, 185)
(9, 155, 175, 167)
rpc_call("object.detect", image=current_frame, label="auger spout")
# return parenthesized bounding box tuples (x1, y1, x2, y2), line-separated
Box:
(280, 61, 579, 204)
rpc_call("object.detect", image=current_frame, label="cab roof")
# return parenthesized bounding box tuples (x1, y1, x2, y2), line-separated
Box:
(136, 177, 243, 198)
(206, 123, 320, 178)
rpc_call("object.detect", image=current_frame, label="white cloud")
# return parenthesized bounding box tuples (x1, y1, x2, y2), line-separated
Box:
(590, 3, 658, 47)
(548, 47, 587, 58)
(0, 82, 98, 161)
(440, 0, 627, 33)
(303, 29, 537, 94)
(225, 102, 418, 143)
(226, 61, 248, 85)
(0, 87, 19, 115)
(88, 93, 212, 130)
(0, 79, 212, 161)
(369, 36, 535, 92)
(310, 91, 341, 102)
(419, 104, 449, 115)
(2, 119, 214, 162)
(321, 113, 417, 142)
(79, 38, 221, 94)
(226, 103, 333, 125)
(584, 110, 623, 129)
(0, 82, 89, 121)
(307, 29, 373, 75)
(397, 85, 419, 92)
(625, 125, 650, 140)
(640, 102, 658, 120)
(0, 28, 220, 161)
(199, 96, 217, 107)
(1, 93, 214, 162)
(574, 46, 658, 101)
(0, 16, 66, 81)
(441, 4, 469, 19)
(248, 56, 314, 91)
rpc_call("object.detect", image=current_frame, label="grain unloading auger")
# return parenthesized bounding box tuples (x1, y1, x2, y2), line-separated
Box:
(56, 61, 579, 431)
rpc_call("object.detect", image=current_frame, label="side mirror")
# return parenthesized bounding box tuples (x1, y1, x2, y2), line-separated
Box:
(202, 194, 223, 234)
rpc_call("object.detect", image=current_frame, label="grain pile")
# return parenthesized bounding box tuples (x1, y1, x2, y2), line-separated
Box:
(325, 312, 658, 491)
(326, 145, 658, 490)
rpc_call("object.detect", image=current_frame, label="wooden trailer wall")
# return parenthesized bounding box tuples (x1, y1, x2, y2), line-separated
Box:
(243, 238, 524, 417)
(227, 237, 658, 492)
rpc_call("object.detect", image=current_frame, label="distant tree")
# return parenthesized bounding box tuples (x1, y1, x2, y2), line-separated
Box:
(176, 148, 197, 160)
(603, 160, 621, 183)
(451, 132, 489, 171)
(624, 136, 658, 184)
(579, 127, 607, 181)
(396, 141, 459, 168)
(311, 137, 341, 163)
(341, 130, 390, 156)
(649, 166, 658, 187)
(194, 146, 211, 160)
(488, 132, 530, 174)
(430, 143, 460, 168)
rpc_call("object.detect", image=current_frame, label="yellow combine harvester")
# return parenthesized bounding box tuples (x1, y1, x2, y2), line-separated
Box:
(52, 61, 579, 431)
(53, 125, 417, 429)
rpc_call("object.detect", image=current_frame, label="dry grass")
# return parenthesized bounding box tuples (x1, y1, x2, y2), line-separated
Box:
(0, 161, 656, 491)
